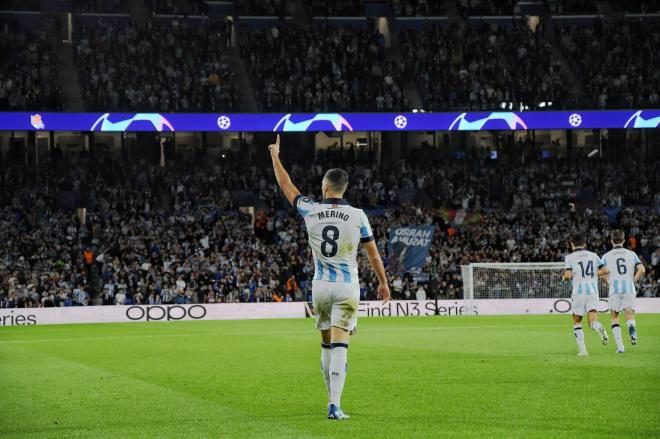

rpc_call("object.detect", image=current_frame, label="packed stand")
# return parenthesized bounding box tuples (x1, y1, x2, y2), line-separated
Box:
(0, 0, 40, 10)
(546, 0, 605, 14)
(1, 144, 659, 309)
(73, 19, 237, 111)
(456, 0, 517, 16)
(401, 21, 576, 111)
(557, 18, 660, 109)
(0, 21, 63, 111)
(240, 22, 408, 111)
(392, 0, 446, 16)
(236, 0, 292, 15)
(305, 0, 363, 16)
(611, 0, 660, 13)
(146, 0, 209, 15)
(72, 0, 130, 13)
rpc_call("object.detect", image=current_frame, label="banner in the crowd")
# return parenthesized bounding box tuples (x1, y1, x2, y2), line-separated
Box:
(388, 225, 435, 274)
(436, 208, 482, 227)
(1, 110, 660, 132)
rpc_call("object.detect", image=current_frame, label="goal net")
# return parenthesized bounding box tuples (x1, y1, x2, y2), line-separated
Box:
(461, 263, 571, 313)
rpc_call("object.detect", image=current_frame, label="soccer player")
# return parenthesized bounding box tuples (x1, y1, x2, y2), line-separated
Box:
(268, 135, 390, 420)
(562, 234, 609, 356)
(601, 229, 645, 352)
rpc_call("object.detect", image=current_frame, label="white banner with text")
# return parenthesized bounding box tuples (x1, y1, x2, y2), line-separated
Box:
(1, 298, 659, 326)
(0, 302, 306, 326)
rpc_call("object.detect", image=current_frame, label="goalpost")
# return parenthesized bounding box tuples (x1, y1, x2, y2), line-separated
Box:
(461, 263, 571, 314)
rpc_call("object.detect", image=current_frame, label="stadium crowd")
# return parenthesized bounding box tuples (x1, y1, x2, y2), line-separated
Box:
(240, 22, 407, 112)
(72, 0, 130, 13)
(73, 19, 237, 112)
(236, 0, 292, 16)
(0, 21, 63, 111)
(401, 21, 577, 112)
(0, 150, 658, 308)
(557, 18, 660, 109)
(147, 0, 209, 16)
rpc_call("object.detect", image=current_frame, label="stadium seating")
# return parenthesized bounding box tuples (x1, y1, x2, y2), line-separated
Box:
(147, 0, 209, 15)
(557, 18, 660, 109)
(72, 0, 130, 13)
(0, 21, 63, 111)
(1, 3, 659, 307)
(236, 0, 292, 16)
(400, 21, 577, 111)
(240, 22, 408, 112)
(73, 19, 237, 112)
(0, 152, 658, 308)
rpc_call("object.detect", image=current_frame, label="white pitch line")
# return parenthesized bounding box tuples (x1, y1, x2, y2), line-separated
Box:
(0, 324, 564, 344)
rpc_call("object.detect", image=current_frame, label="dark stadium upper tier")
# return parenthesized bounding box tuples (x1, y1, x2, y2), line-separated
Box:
(72, 19, 238, 112)
(240, 22, 409, 112)
(0, 21, 63, 111)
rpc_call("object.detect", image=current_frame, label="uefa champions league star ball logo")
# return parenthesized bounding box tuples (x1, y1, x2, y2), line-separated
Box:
(217, 115, 231, 130)
(568, 113, 582, 127)
(394, 115, 408, 129)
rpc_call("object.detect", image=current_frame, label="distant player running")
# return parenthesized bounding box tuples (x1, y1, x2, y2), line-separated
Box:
(601, 230, 645, 353)
(562, 234, 609, 356)
(268, 135, 391, 420)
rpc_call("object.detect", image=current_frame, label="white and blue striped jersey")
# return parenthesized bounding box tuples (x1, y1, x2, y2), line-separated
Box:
(602, 247, 642, 296)
(295, 196, 373, 285)
(564, 249, 605, 296)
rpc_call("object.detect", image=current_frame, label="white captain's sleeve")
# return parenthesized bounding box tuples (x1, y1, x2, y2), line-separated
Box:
(293, 195, 317, 218)
(358, 210, 374, 243)
(632, 251, 642, 267)
(564, 254, 572, 271)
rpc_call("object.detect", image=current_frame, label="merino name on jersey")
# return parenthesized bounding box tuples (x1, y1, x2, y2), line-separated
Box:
(294, 196, 374, 284)
(317, 210, 350, 221)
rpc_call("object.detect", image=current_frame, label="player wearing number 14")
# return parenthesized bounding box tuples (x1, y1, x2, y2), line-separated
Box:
(562, 234, 609, 356)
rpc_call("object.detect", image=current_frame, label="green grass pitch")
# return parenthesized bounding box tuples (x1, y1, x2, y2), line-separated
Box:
(1, 314, 659, 439)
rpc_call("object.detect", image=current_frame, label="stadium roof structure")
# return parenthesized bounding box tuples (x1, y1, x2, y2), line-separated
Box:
(1, 110, 659, 132)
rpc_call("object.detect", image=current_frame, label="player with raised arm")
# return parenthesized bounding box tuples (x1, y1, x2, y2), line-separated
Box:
(268, 135, 391, 420)
(562, 234, 609, 356)
(602, 230, 645, 352)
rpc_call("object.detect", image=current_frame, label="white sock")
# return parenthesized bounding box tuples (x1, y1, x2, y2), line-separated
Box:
(329, 343, 348, 407)
(573, 325, 587, 353)
(321, 344, 331, 399)
(590, 320, 603, 332)
(611, 324, 624, 351)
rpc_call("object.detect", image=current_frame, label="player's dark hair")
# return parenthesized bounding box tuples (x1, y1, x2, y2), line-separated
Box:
(323, 168, 348, 194)
(571, 233, 586, 247)
(611, 229, 625, 245)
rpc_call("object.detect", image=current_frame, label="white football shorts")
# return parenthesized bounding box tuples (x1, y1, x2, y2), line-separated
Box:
(312, 279, 360, 331)
(609, 293, 636, 313)
(571, 294, 600, 317)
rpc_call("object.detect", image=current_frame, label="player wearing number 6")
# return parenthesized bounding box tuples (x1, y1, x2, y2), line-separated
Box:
(268, 135, 391, 420)
(562, 234, 609, 356)
(601, 229, 645, 352)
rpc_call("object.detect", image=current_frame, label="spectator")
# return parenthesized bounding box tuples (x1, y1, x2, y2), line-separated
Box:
(73, 19, 237, 112)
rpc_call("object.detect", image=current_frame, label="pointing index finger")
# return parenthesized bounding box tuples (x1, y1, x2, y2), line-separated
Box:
(276, 134, 280, 145)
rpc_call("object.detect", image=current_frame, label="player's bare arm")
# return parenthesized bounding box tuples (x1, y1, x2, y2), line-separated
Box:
(268, 134, 301, 206)
(597, 266, 609, 279)
(634, 263, 646, 282)
(364, 240, 391, 304)
(562, 269, 572, 281)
